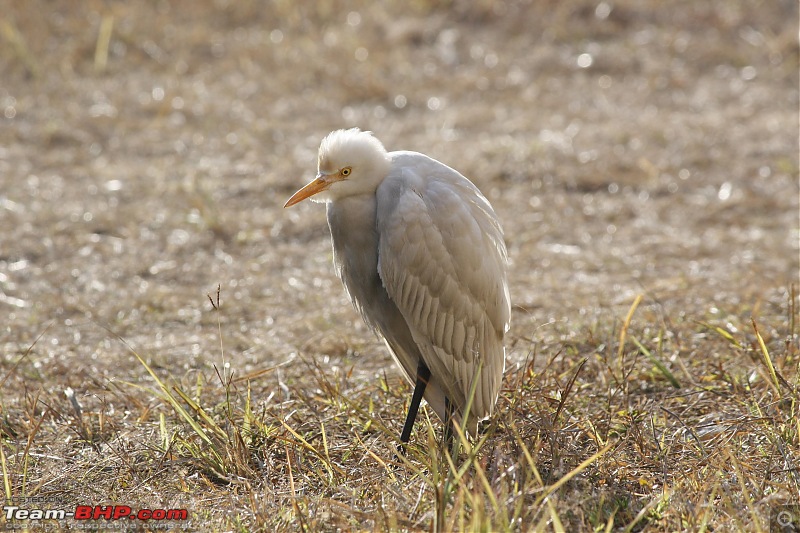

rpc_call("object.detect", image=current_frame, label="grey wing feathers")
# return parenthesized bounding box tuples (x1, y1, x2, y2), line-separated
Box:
(376, 157, 509, 425)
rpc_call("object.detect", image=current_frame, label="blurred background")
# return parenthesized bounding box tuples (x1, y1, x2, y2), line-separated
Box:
(0, 0, 797, 372)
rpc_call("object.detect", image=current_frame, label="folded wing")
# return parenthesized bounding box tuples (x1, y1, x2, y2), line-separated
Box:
(376, 154, 510, 429)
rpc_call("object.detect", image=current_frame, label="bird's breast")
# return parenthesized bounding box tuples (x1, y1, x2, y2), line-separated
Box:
(326, 196, 387, 327)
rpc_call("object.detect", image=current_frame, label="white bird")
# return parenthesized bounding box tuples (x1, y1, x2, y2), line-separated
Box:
(284, 129, 510, 444)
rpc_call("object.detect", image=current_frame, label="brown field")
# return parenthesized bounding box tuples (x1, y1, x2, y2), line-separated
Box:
(1, 1, 798, 531)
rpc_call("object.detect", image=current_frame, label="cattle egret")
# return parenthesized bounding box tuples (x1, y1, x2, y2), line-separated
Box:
(284, 129, 510, 444)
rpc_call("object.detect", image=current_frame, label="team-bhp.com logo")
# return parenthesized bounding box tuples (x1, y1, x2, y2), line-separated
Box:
(5, 504, 189, 523)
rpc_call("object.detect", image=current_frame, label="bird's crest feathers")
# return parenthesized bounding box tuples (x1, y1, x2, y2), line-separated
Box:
(318, 128, 388, 174)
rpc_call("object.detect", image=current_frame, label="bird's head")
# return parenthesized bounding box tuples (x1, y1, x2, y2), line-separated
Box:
(284, 128, 392, 207)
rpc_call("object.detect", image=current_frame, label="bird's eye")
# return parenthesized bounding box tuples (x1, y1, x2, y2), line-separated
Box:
(341, 167, 352, 177)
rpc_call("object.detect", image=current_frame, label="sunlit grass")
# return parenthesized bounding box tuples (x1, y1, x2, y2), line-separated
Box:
(0, 284, 796, 530)
(41, 287, 786, 530)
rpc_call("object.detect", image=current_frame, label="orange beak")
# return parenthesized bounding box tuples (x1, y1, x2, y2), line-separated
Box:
(284, 174, 331, 208)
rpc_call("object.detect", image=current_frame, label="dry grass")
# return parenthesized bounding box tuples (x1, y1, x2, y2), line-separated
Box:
(2, 288, 797, 531)
(0, 0, 798, 531)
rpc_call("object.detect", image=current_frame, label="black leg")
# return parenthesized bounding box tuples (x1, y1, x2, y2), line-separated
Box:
(399, 359, 431, 444)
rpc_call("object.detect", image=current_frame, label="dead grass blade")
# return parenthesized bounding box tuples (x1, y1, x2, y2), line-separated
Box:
(170, 385, 227, 440)
(352, 432, 397, 483)
(790, 284, 797, 353)
(20, 398, 50, 497)
(132, 351, 217, 448)
(0, 321, 52, 388)
(0, 19, 39, 77)
(0, 441, 11, 505)
(553, 358, 587, 425)
(535, 440, 616, 506)
(631, 336, 681, 388)
(622, 490, 671, 533)
(696, 320, 743, 348)
(617, 294, 644, 361)
(285, 445, 307, 530)
(725, 448, 765, 533)
(545, 500, 566, 532)
(98, 320, 221, 449)
(94, 14, 114, 72)
(471, 459, 502, 526)
(276, 417, 340, 481)
(660, 406, 708, 458)
(751, 318, 782, 397)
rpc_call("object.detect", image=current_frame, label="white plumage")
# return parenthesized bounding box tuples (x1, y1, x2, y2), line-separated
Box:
(285, 128, 510, 441)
